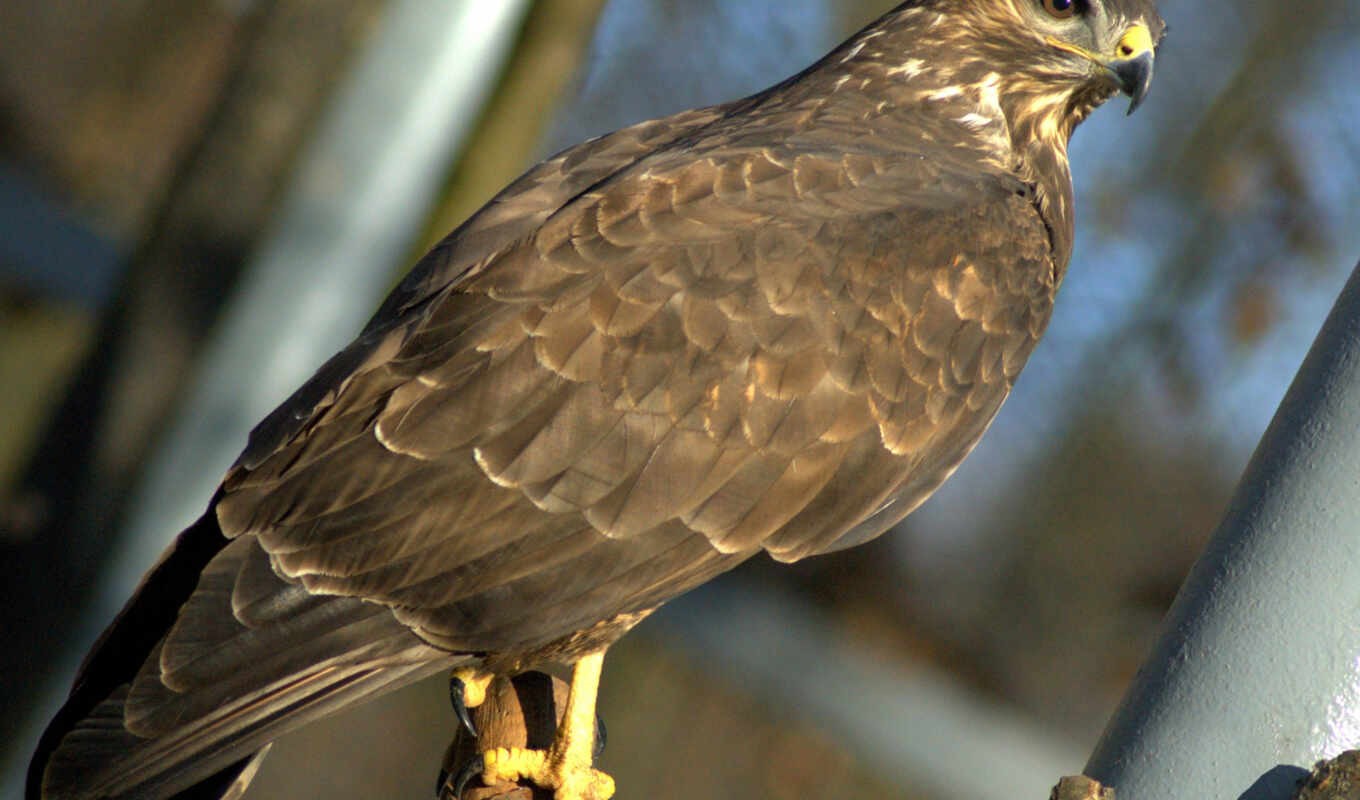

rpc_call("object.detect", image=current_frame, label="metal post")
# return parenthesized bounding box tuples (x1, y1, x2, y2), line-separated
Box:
(1085, 261, 1360, 799)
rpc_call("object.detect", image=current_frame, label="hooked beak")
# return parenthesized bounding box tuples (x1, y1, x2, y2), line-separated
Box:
(1104, 24, 1156, 114)
(1046, 22, 1158, 114)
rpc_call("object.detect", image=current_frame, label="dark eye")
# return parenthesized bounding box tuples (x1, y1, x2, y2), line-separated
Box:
(1041, 0, 1079, 18)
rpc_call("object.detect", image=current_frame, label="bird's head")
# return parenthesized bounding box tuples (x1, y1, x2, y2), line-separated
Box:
(823, 0, 1165, 154)
(787, 0, 1166, 260)
(844, 0, 1166, 265)
(1012, 0, 1165, 116)
(931, 0, 1164, 265)
(959, 0, 1166, 148)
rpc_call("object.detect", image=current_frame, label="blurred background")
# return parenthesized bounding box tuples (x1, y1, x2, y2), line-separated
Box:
(2, 0, 1357, 798)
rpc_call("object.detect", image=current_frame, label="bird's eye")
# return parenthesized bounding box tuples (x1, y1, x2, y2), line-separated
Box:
(1041, 0, 1080, 19)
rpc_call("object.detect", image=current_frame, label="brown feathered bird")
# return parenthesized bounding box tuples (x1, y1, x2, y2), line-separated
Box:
(30, 1, 1163, 798)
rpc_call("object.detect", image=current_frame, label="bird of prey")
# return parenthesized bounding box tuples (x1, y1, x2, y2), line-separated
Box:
(30, 0, 1162, 798)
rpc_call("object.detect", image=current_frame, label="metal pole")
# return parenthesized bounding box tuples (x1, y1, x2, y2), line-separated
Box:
(1085, 260, 1360, 799)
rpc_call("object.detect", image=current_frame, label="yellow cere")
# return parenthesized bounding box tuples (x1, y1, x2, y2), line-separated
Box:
(1117, 23, 1154, 59)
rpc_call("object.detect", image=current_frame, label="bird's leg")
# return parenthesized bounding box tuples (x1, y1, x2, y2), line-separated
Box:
(480, 651, 614, 800)
(449, 667, 495, 738)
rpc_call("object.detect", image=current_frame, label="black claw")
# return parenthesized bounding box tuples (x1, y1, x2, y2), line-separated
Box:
(594, 714, 607, 759)
(449, 677, 478, 739)
(451, 754, 485, 800)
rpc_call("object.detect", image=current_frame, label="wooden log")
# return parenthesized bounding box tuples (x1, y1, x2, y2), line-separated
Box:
(438, 672, 572, 800)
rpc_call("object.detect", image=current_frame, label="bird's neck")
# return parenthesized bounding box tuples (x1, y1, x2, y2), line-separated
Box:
(999, 86, 1079, 272)
(788, 3, 1086, 270)
(777, 55, 1080, 271)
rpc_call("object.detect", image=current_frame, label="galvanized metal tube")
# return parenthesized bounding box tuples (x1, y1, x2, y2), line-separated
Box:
(1086, 261, 1360, 799)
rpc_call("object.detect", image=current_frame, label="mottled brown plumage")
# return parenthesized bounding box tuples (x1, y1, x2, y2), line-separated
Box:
(31, 1, 1163, 798)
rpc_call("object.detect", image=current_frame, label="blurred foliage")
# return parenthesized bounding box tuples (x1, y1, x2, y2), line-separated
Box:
(1081, 0, 1357, 415)
(415, 0, 610, 257)
(0, 297, 90, 514)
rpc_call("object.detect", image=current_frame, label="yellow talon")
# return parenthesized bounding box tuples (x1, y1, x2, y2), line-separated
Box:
(452, 666, 495, 708)
(480, 652, 614, 800)
(482, 747, 614, 799)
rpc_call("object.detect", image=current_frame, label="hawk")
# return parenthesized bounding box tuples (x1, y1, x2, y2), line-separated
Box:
(30, 0, 1162, 798)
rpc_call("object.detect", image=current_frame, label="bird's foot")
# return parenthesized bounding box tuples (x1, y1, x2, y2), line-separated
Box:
(478, 653, 613, 800)
(482, 745, 614, 800)
(449, 667, 495, 737)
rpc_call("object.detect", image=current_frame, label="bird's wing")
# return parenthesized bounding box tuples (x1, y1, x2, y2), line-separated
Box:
(39, 520, 459, 800)
(35, 108, 733, 800)
(39, 115, 1055, 800)
(217, 129, 1057, 654)
(234, 105, 730, 472)
(369, 107, 733, 324)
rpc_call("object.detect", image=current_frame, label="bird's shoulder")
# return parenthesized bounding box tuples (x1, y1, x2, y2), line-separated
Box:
(229, 148, 1051, 554)
(222, 94, 1058, 570)
(232, 104, 729, 472)
(235, 95, 1038, 477)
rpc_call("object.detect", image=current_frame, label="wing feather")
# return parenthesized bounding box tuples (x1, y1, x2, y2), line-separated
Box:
(224, 142, 1055, 608)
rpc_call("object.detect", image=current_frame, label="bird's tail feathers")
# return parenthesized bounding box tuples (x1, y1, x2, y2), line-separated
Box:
(29, 507, 460, 800)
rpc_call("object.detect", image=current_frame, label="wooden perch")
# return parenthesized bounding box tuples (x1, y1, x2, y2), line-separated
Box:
(1050, 775, 1114, 800)
(1291, 750, 1360, 800)
(438, 671, 571, 800)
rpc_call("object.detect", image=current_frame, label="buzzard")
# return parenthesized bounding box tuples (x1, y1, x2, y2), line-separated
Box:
(30, 0, 1162, 798)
